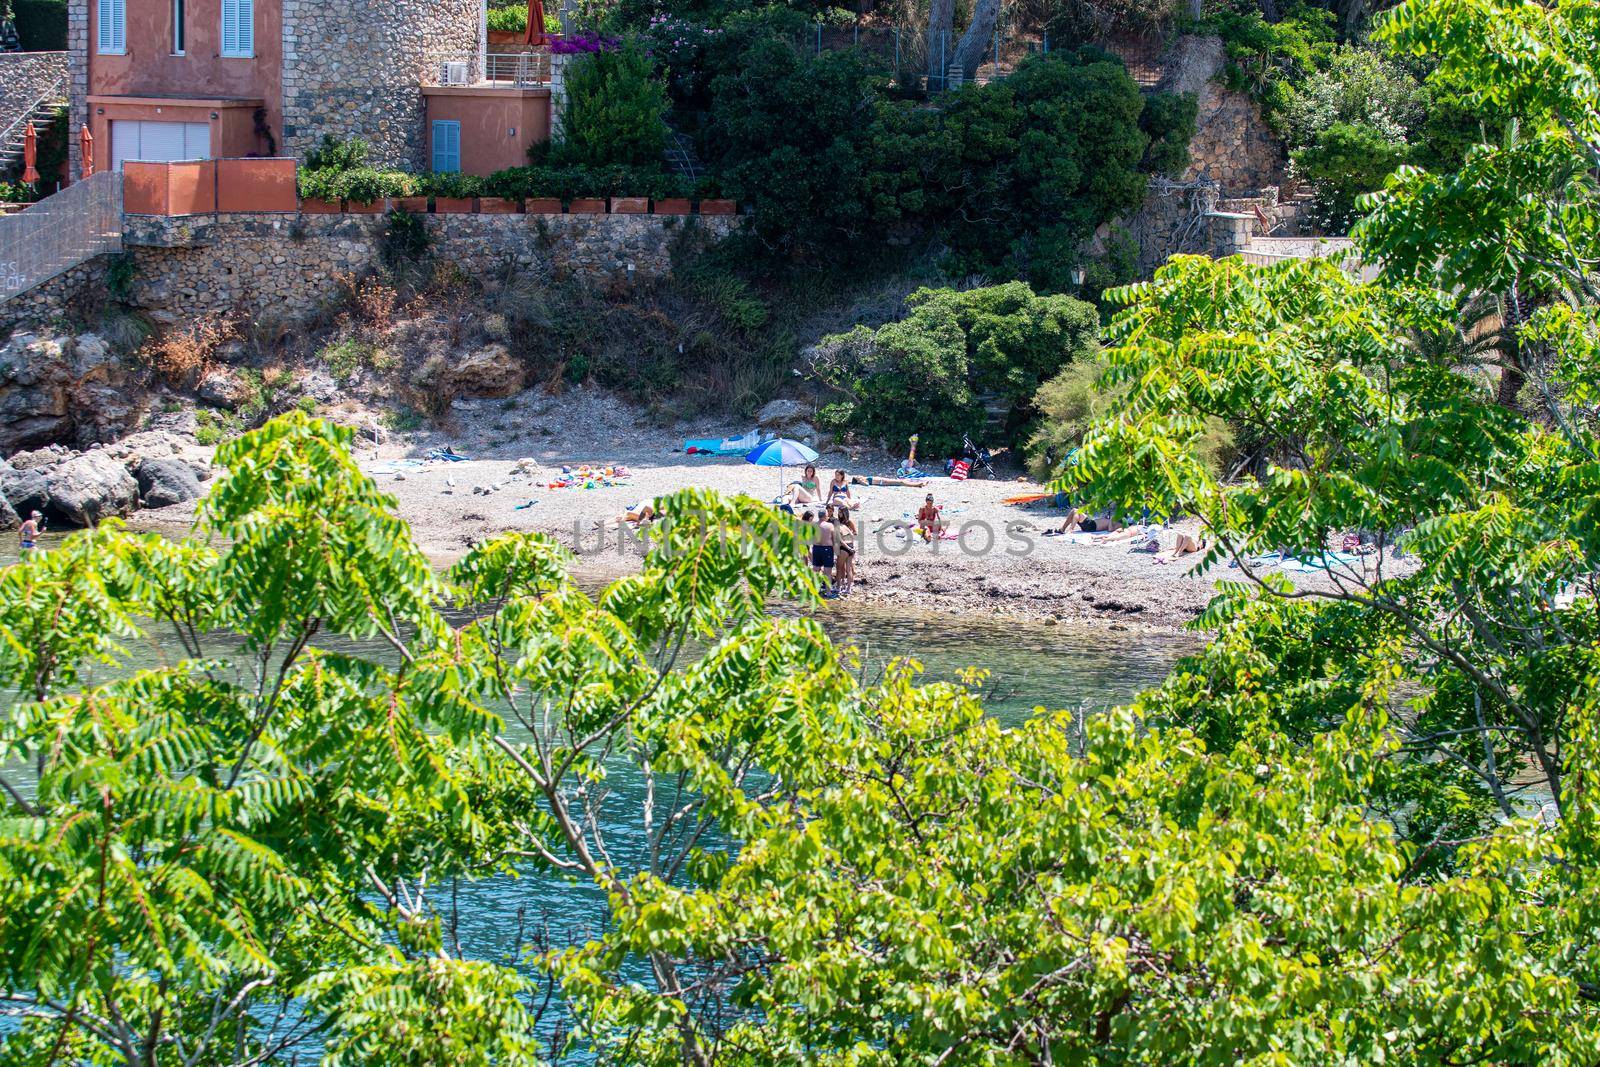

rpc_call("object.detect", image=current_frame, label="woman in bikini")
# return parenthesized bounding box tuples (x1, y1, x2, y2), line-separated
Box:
(826, 469, 858, 511)
(831, 505, 857, 595)
(915, 494, 945, 540)
(784, 465, 823, 511)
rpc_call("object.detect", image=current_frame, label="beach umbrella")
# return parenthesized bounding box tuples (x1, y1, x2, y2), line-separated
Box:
(745, 437, 819, 498)
(80, 125, 94, 177)
(22, 122, 38, 184)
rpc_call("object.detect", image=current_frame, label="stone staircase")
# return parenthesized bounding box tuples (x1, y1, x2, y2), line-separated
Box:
(1, 79, 68, 181)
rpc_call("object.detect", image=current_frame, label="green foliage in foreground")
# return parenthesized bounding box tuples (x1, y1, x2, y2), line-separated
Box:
(1060, 0, 1600, 892)
(810, 281, 1099, 456)
(0, 411, 1598, 1063)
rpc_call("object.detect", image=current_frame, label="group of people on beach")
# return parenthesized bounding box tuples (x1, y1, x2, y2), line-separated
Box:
(784, 466, 861, 597)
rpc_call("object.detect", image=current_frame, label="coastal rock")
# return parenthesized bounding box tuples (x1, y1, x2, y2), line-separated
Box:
(0, 463, 51, 515)
(196, 367, 249, 409)
(451, 343, 524, 399)
(45, 451, 139, 527)
(134, 456, 203, 508)
(0, 491, 18, 531)
(757, 398, 807, 429)
(9, 444, 70, 470)
(103, 430, 188, 461)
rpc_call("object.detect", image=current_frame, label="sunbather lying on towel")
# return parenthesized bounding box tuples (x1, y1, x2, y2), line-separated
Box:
(596, 500, 658, 530)
(851, 474, 927, 487)
(1043, 507, 1124, 535)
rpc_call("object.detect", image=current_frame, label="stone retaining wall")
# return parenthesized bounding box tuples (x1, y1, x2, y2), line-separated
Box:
(1141, 34, 1287, 196)
(0, 51, 67, 177)
(1, 210, 740, 330)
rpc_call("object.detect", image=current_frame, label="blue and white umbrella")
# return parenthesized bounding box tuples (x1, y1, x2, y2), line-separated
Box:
(745, 437, 820, 498)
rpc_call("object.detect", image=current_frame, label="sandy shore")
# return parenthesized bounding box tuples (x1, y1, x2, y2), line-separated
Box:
(128, 387, 1397, 633)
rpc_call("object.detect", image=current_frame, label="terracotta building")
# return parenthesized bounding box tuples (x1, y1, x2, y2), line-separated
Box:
(65, 0, 553, 177)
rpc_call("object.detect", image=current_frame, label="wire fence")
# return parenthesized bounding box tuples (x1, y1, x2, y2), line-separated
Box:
(798, 20, 1048, 92)
(0, 169, 123, 305)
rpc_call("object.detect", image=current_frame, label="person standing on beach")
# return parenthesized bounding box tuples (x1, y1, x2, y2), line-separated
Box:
(18, 510, 42, 552)
(803, 509, 835, 592)
(832, 505, 857, 596)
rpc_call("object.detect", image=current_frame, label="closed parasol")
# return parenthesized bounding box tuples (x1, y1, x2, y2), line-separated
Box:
(80, 125, 94, 176)
(21, 122, 38, 184)
(524, 0, 547, 45)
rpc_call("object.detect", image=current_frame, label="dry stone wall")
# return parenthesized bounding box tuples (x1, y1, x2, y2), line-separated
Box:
(280, 0, 480, 168)
(1, 210, 739, 330)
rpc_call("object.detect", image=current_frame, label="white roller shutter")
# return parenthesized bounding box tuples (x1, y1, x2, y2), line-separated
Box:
(111, 121, 212, 169)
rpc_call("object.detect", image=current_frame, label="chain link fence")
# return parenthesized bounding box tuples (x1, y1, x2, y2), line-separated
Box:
(799, 17, 1047, 92)
(0, 169, 123, 305)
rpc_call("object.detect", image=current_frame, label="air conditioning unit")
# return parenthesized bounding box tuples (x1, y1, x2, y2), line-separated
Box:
(439, 61, 469, 86)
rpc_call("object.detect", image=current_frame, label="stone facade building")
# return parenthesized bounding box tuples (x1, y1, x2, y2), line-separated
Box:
(65, 0, 546, 178)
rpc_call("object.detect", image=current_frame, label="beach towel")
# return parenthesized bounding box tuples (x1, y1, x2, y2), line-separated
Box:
(427, 447, 470, 462)
(1279, 552, 1365, 573)
(1004, 493, 1049, 506)
(949, 460, 970, 481)
(683, 429, 760, 456)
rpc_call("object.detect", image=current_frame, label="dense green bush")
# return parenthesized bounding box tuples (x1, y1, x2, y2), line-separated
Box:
(1206, 4, 1337, 119)
(1291, 121, 1410, 229)
(549, 41, 671, 168)
(418, 171, 483, 199)
(703, 42, 1183, 280)
(337, 168, 419, 203)
(937, 49, 1165, 288)
(304, 134, 371, 173)
(1278, 45, 1426, 149)
(704, 40, 889, 256)
(1139, 89, 1199, 176)
(811, 281, 1099, 455)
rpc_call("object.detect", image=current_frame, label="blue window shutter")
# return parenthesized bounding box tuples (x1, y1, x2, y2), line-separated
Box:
(222, 0, 252, 56)
(98, 0, 125, 52)
(432, 121, 461, 173)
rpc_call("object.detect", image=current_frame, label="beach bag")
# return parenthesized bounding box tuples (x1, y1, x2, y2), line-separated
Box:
(1130, 535, 1160, 554)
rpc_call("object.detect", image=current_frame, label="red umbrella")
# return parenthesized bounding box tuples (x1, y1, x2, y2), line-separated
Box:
(524, 0, 547, 45)
(80, 124, 94, 177)
(21, 122, 39, 184)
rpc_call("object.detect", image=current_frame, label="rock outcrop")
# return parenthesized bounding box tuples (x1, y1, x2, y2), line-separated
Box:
(0, 332, 147, 453)
(414, 343, 524, 401)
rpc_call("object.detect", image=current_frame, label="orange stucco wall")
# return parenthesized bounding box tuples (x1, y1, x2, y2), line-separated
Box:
(88, 0, 283, 157)
(422, 87, 551, 176)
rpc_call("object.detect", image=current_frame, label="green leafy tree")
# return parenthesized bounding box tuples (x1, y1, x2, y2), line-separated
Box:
(936, 47, 1157, 287)
(811, 281, 1099, 455)
(1278, 44, 1426, 149)
(4, 408, 1600, 1062)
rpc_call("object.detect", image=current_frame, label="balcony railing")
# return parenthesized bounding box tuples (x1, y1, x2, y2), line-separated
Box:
(424, 51, 551, 89)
